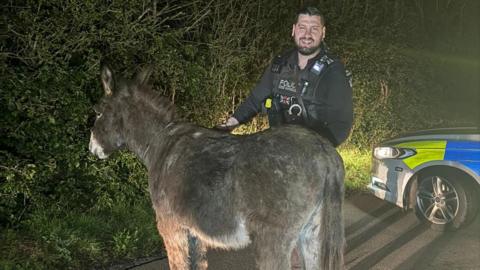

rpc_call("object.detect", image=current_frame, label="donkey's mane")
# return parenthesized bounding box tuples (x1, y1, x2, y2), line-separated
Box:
(133, 84, 177, 124)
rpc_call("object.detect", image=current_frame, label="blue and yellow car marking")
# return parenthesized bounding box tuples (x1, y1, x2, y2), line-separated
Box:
(395, 140, 480, 175)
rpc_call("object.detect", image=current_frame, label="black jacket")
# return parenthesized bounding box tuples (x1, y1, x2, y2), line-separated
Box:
(233, 47, 353, 146)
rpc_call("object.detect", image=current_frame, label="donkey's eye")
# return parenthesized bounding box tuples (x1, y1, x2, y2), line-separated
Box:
(93, 105, 103, 119)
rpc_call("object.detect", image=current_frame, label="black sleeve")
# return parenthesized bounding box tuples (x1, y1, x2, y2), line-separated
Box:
(322, 61, 353, 146)
(232, 65, 274, 123)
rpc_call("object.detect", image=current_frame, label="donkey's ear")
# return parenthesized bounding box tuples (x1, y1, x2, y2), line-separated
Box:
(101, 66, 114, 96)
(135, 66, 153, 86)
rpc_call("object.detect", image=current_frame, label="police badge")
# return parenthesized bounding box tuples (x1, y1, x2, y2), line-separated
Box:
(311, 60, 324, 76)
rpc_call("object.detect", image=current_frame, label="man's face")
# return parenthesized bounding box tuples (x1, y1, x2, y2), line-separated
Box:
(292, 14, 325, 56)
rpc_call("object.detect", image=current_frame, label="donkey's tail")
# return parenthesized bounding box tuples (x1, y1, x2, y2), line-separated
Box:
(318, 155, 346, 270)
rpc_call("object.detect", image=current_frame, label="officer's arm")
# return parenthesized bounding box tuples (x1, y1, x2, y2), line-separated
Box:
(232, 66, 274, 124)
(324, 62, 353, 146)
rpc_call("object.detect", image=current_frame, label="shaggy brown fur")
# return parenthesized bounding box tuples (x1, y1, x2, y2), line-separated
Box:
(89, 67, 346, 270)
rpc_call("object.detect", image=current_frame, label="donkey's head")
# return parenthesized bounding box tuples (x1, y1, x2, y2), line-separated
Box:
(89, 66, 153, 159)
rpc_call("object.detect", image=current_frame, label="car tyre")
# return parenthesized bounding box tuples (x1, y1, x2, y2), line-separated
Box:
(414, 170, 478, 231)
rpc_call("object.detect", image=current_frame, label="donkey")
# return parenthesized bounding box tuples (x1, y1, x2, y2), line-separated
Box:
(89, 66, 345, 270)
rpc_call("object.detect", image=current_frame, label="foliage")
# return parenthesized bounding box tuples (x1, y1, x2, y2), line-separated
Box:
(339, 147, 371, 196)
(0, 200, 162, 269)
(1, 0, 478, 268)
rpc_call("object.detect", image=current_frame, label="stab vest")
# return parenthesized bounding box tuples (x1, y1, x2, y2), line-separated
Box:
(267, 50, 336, 131)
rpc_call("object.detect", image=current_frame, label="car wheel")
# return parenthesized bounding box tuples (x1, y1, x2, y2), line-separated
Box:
(414, 171, 478, 230)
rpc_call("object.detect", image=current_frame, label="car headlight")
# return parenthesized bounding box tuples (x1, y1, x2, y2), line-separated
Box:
(373, 147, 416, 159)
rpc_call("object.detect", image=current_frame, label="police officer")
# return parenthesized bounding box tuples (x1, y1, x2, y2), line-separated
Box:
(219, 6, 353, 147)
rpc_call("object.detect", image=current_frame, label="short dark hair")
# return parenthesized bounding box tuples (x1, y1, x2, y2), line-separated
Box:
(295, 6, 325, 25)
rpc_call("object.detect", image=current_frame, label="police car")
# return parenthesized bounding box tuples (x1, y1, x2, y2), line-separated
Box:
(368, 127, 480, 230)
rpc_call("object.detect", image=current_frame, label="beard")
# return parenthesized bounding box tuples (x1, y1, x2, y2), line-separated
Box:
(296, 38, 321, 56)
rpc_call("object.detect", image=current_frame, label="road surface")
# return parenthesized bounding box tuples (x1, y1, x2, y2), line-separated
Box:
(112, 193, 480, 270)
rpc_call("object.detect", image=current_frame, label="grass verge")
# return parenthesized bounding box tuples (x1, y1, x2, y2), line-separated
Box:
(339, 147, 372, 196)
(0, 199, 163, 270)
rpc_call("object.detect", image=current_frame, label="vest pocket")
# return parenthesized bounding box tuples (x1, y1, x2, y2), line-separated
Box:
(304, 100, 327, 123)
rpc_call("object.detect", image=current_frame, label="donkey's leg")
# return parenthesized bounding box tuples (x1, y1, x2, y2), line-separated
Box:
(300, 213, 344, 270)
(300, 206, 346, 270)
(298, 219, 320, 270)
(156, 220, 190, 270)
(188, 234, 208, 270)
(254, 230, 294, 270)
(299, 174, 345, 270)
(290, 243, 305, 270)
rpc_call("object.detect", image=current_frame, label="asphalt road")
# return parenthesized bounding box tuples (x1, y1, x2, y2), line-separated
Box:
(117, 193, 480, 270)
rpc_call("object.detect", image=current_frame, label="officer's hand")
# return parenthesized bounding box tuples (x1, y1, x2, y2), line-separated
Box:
(215, 117, 239, 132)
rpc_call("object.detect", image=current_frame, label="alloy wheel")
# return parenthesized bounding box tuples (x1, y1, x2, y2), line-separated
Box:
(416, 176, 459, 225)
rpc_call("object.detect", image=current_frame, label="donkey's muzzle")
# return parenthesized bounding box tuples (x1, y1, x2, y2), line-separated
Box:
(89, 133, 109, 159)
